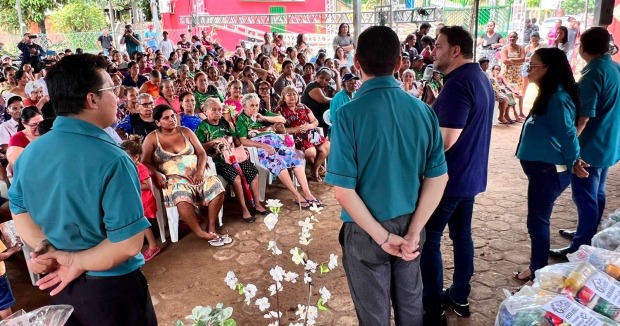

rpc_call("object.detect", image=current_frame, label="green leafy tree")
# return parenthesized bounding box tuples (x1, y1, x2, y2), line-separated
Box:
(51, 0, 107, 32)
(0, 0, 68, 33)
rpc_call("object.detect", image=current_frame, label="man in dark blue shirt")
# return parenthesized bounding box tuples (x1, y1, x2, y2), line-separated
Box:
(420, 25, 495, 325)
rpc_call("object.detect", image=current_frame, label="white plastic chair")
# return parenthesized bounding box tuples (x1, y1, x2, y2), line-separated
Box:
(153, 157, 224, 243)
(323, 110, 332, 127)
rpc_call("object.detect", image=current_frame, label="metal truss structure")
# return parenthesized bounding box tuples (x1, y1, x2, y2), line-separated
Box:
(180, 7, 441, 28)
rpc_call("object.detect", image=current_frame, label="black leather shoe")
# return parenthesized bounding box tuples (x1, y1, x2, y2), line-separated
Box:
(549, 246, 576, 260)
(423, 310, 447, 326)
(559, 229, 576, 240)
(442, 288, 470, 317)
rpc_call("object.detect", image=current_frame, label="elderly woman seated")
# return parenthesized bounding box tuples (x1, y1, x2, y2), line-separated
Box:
(142, 104, 230, 247)
(22, 81, 49, 110)
(195, 98, 268, 222)
(236, 93, 322, 208)
(273, 86, 330, 182)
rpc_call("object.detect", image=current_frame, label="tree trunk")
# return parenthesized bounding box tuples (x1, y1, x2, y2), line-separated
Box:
(37, 19, 46, 34)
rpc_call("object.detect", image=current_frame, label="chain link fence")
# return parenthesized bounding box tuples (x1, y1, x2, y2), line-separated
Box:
(443, 5, 512, 36)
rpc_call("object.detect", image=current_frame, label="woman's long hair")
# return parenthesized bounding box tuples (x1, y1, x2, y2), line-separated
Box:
(557, 26, 569, 44)
(530, 48, 580, 117)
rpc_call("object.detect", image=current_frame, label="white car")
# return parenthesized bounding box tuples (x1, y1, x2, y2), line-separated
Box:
(538, 15, 580, 43)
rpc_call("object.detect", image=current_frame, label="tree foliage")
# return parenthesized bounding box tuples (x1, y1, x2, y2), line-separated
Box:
(0, 0, 67, 32)
(51, 0, 107, 32)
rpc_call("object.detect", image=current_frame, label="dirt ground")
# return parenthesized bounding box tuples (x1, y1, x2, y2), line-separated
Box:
(8, 84, 620, 325)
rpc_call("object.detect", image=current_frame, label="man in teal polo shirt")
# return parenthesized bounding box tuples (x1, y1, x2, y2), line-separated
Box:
(326, 26, 448, 325)
(552, 27, 620, 258)
(9, 54, 156, 325)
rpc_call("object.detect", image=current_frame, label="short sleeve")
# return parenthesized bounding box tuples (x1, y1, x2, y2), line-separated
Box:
(424, 110, 448, 178)
(8, 132, 29, 148)
(8, 163, 26, 214)
(117, 115, 132, 134)
(432, 80, 471, 129)
(0, 123, 12, 146)
(102, 156, 150, 242)
(195, 122, 209, 143)
(548, 94, 580, 167)
(265, 110, 279, 117)
(137, 163, 150, 182)
(236, 116, 249, 138)
(325, 107, 357, 189)
(578, 70, 601, 118)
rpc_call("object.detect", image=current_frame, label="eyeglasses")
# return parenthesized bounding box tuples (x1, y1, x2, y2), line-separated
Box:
(140, 102, 154, 107)
(98, 85, 121, 92)
(527, 64, 546, 72)
(27, 122, 40, 129)
(258, 87, 270, 91)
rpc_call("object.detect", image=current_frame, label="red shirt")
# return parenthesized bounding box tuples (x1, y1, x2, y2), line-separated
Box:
(138, 163, 157, 219)
(8, 131, 30, 148)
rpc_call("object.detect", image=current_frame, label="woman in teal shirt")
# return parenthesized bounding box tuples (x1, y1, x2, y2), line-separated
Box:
(513, 48, 589, 284)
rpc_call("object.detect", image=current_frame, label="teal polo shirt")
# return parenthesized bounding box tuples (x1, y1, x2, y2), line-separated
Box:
(329, 89, 354, 125)
(9, 117, 151, 277)
(516, 86, 580, 167)
(325, 75, 447, 223)
(578, 54, 620, 167)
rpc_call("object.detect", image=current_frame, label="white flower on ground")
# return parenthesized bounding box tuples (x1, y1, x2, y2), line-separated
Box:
(224, 271, 237, 290)
(265, 199, 283, 213)
(299, 234, 312, 246)
(298, 217, 314, 231)
(243, 284, 258, 304)
(284, 271, 299, 283)
(295, 304, 306, 320)
(270, 266, 285, 282)
(319, 286, 332, 303)
(304, 273, 312, 284)
(309, 203, 323, 214)
(328, 253, 338, 270)
(264, 311, 282, 319)
(305, 260, 318, 273)
(307, 306, 318, 325)
(255, 297, 270, 312)
(290, 247, 306, 265)
(268, 282, 283, 296)
(267, 240, 283, 255)
(264, 213, 279, 231)
(289, 324, 304, 326)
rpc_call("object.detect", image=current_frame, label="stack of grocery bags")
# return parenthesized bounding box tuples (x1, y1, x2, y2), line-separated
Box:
(496, 209, 620, 326)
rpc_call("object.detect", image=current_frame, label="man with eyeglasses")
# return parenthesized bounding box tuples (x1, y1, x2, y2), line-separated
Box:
(8, 54, 156, 325)
(116, 93, 157, 139)
(0, 96, 23, 153)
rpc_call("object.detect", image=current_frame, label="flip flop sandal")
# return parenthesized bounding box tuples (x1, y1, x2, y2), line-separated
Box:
(143, 247, 161, 262)
(513, 270, 531, 282)
(293, 200, 312, 209)
(208, 237, 225, 247)
(311, 199, 325, 207)
(219, 234, 233, 244)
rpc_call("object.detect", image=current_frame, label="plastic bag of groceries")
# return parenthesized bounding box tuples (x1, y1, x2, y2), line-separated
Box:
(0, 305, 73, 326)
(568, 245, 620, 279)
(602, 209, 620, 229)
(592, 226, 620, 251)
(534, 261, 620, 323)
(495, 286, 619, 325)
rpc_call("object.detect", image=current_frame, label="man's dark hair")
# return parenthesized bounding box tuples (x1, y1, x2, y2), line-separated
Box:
(580, 27, 610, 56)
(439, 26, 474, 59)
(356, 26, 401, 76)
(478, 57, 490, 64)
(127, 61, 138, 69)
(45, 54, 108, 116)
(14, 69, 26, 82)
(420, 23, 431, 30)
(125, 24, 132, 29)
(64, 49, 72, 54)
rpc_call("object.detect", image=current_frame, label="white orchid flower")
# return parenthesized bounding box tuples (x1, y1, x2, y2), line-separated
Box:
(309, 203, 323, 214)
(268, 282, 283, 296)
(265, 199, 283, 213)
(306, 306, 318, 325)
(243, 283, 258, 304)
(255, 297, 270, 312)
(224, 271, 238, 290)
(267, 240, 283, 255)
(298, 217, 314, 231)
(305, 260, 318, 273)
(290, 247, 306, 265)
(284, 271, 299, 283)
(295, 304, 306, 320)
(299, 236, 312, 246)
(264, 311, 282, 319)
(270, 265, 285, 282)
(319, 287, 331, 303)
(264, 213, 279, 231)
(304, 273, 312, 284)
(328, 253, 338, 270)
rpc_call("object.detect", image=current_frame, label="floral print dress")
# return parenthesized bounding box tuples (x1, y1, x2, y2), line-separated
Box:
(273, 104, 326, 151)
